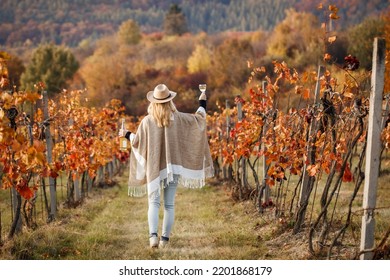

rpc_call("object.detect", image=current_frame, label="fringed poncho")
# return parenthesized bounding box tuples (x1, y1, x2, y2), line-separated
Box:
(128, 108, 214, 198)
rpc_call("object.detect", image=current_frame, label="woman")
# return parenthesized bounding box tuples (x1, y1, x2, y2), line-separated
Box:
(119, 84, 214, 248)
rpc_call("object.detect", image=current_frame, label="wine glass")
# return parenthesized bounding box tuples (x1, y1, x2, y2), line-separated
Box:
(199, 84, 206, 93)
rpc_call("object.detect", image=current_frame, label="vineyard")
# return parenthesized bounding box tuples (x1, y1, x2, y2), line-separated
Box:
(0, 70, 135, 241)
(1, 29, 390, 260)
(207, 38, 390, 259)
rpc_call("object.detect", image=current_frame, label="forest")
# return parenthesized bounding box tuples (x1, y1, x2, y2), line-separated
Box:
(2, 0, 387, 116)
(0, 0, 388, 47)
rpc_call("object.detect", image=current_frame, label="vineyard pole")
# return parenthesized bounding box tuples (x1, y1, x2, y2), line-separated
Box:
(74, 174, 81, 202)
(294, 65, 325, 234)
(10, 113, 22, 236)
(262, 81, 270, 204)
(223, 100, 232, 181)
(9, 189, 22, 238)
(237, 98, 247, 197)
(42, 91, 56, 220)
(360, 37, 386, 260)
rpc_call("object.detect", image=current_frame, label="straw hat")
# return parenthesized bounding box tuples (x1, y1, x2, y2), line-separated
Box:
(146, 84, 177, 103)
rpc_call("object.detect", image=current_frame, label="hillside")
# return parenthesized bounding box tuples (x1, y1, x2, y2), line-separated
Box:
(0, 0, 388, 47)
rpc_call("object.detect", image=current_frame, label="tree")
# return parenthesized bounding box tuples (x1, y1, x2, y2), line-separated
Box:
(21, 44, 79, 95)
(117, 19, 142, 45)
(7, 54, 25, 89)
(79, 41, 136, 108)
(187, 44, 211, 73)
(164, 4, 188, 36)
(209, 38, 254, 89)
(347, 16, 385, 70)
(266, 9, 324, 69)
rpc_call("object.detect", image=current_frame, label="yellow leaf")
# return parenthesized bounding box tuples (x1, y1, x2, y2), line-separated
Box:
(307, 164, 319, 177)
(35, 152, 46, 165)
(344, 92, 354, 99)
(25, 92, 42, 102)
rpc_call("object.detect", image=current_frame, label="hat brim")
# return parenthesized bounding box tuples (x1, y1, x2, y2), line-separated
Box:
(146, 90, 177, 103)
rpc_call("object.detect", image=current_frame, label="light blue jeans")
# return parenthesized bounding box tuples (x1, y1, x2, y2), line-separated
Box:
(148, 175, 178, 240)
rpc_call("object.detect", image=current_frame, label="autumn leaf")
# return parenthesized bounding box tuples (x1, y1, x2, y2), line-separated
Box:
(324, 53, 332, 61)
(0, 76, 9, 89)
(265, 178, 275, 187)
(49, 169, 59, 178)
(342, 164, 353, 182)
(295, 85, 303, 95)
(303, 89, 310, 100)
(344, 92, 354, 99)
(24, 92, 42, 103)
(33, 140, 46, 153)
(35, 152, 46, 165)
(11, 139, 22, 152)
(17, 183, 35, 200)
(307, 164, 319, 177)
(329, 13, 340, 20)
(328, 5, 339, 13)
(1, 92, 13, 108)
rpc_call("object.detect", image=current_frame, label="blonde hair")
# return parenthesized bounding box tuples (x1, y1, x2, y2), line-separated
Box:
(147, 101, 177, 127)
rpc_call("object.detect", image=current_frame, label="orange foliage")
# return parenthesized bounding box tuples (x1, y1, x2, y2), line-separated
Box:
(208, 58, 369, 187)
(1, 58, 132, 199)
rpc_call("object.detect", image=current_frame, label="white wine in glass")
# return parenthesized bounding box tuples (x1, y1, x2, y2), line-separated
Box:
(199, 84, 206, 93)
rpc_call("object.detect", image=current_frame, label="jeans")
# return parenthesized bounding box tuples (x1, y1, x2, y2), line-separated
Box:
(148, 175, 178, 240)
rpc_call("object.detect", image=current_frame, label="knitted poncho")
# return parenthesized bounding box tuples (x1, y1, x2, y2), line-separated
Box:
(128, 108, 214, 198)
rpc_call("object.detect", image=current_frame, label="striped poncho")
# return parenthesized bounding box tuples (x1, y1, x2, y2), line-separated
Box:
(128, 107, 214, 198)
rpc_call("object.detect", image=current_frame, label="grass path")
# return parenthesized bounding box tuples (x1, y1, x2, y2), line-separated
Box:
(1, 172, 275, 260)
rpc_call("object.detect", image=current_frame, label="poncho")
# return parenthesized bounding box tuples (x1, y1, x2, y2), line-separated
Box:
(128, 108, 214, 198)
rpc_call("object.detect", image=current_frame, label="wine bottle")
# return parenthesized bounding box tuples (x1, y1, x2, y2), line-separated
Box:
(119, 118, 129, 151)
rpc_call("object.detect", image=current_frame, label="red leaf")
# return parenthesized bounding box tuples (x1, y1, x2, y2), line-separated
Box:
(342, 164, 353, 182)
(17, 183, 35, 200)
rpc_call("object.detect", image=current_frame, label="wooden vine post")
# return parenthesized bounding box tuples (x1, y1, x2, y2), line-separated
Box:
(43, 91, 57, 220)
(224, 100, 233, 181)
(237, 98, 247, 195)
(360, 37, 386, 260)
(294, 65, 325, 234)
(262, 81, 270, 204)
